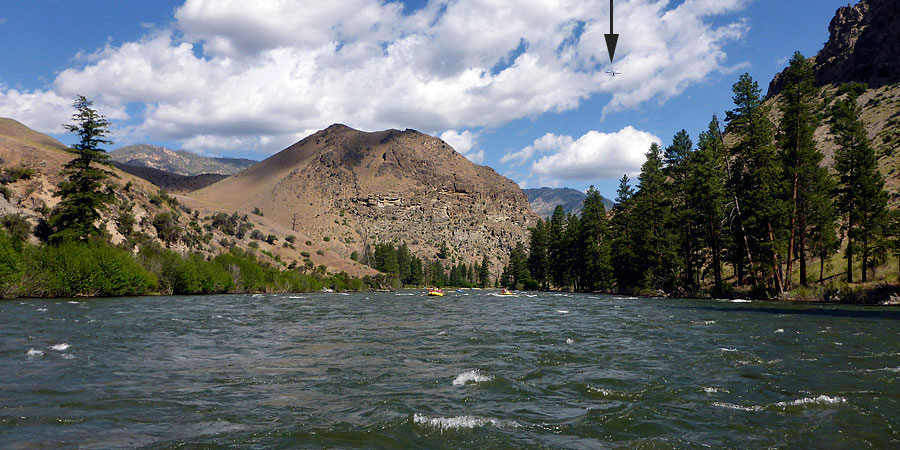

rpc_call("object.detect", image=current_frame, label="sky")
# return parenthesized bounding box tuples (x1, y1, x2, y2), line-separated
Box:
(0, 0, 850, 199)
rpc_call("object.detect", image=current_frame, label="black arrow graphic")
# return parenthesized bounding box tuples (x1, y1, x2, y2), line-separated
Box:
(604, 0, 619, 63)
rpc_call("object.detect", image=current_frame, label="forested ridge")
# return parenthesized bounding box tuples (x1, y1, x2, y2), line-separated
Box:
(504, 54, 900, 301)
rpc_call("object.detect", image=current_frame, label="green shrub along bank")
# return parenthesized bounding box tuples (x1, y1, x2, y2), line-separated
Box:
(0, 231, 376, 298)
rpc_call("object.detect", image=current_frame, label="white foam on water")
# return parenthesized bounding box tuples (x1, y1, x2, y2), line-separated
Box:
(693, 320, 716, 325)
(36, 308, 48, 312)
(452, 369, 493, 386)
(526, 295, 538, 298)
(340, 293, 349, 296)
(713, 402, 764, 412)
(288, 296, 305, 299)
(714, 395, 846, 413)
(51, 343, 70, 351)
(718, 348, 739, 352)
(68, 301, 79, 304)
(588, 387, 613, 396)
(774, 395, 846, 407)
(566, 338, 575, 345)
(413, 413, 518, 430)
(26, 348, 44, 357)
(556, 310, 570, 314)
(775, 329, 785, 333)
(703, 387, 728, 394)
(731, 299, 751, 303)
(61, 353, 76, 360)
(834, 342, 843, 346)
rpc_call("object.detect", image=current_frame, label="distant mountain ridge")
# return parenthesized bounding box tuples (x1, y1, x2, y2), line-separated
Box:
(523, 187, 613, 218)
(110, 144, 256, 176)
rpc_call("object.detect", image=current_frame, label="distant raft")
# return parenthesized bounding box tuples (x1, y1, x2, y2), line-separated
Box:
(428, 288, 445, 297)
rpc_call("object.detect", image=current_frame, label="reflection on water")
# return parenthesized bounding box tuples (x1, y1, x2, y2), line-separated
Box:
(1, 292, 900, 448)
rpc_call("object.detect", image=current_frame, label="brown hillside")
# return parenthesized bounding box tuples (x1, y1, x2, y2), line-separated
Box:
(193, 124, 537, 274)
(0, 118, 374, 277)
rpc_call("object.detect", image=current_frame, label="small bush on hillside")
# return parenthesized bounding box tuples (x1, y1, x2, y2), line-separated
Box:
(285, 235, 296, 244)
(1, 214, 31, 243)
(0, 166, 36, 184)
(152, 212, 181, 247)
(265, 234, 278, 245)
(252, 207, 264, 217)
(250, 229, 265, 241)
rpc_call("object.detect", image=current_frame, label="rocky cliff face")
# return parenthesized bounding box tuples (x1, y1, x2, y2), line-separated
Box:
(769, 0, 900, 96)
(194, 124, 538, 273)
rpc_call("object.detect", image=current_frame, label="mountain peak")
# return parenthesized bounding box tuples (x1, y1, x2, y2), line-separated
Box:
(196, 124, 537, 273)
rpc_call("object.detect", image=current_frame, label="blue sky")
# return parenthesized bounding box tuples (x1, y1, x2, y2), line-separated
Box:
(0, 0, 848, 199)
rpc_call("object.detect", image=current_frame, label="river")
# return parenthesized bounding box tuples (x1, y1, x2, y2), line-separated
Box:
(2, 291, 900, 448)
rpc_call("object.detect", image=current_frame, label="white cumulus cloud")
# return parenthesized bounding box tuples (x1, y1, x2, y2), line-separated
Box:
(0, 0, 749, 155)
(439, 129, 483, 163)
(527, 126, 661, 181)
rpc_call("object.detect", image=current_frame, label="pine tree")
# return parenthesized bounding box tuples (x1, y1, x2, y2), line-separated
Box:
(502, 243, 530, 289)
(563, 213, 582, 291)
(665, 130, 700, 293)
(778, 52, 826, 289)
(831, 90, 889, 282)
(478, 254, 491, 288)
(611, 174, 641, 290)
(527, 218, 550, 289)
(397, 242, 411, 284)
(887, 210, 900, 282)
(726, 73, 787, 293)
(693, 115, 729, 291)
(615, 174, 634, 205)
(632, 142, 677, 291)
(45, 96, 116, 243)
(548, 205, 567, 289)
(580, 186, 613, 292)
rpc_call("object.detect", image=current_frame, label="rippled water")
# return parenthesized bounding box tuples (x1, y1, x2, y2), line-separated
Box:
(2, 292, 900, 448)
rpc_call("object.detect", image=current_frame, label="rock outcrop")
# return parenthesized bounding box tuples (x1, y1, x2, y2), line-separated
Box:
(769, 0, 900, 96)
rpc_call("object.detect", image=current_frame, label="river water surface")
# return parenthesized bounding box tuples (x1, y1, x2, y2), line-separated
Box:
(2, 291, 900, 448)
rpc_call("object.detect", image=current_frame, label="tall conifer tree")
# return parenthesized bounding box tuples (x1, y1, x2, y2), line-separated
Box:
(831, 90, 889, 282)
(45, 96, 116, 243)
(778, 52, 826, 288)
